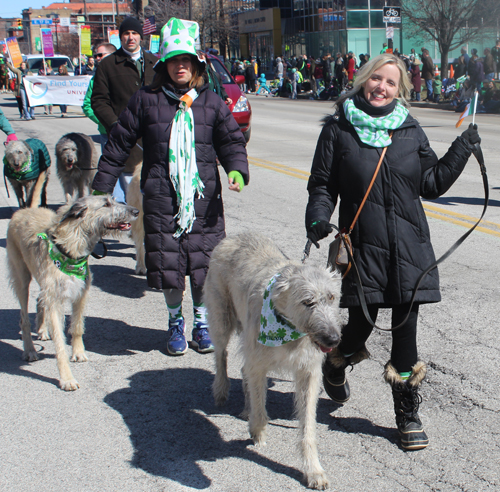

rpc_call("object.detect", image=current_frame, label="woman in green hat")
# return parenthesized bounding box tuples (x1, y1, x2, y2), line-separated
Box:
(92, 18, 249, 356)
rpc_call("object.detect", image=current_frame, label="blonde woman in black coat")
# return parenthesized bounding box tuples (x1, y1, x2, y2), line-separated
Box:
(92, 18, 248, 356)
(305, 53, 480, 450)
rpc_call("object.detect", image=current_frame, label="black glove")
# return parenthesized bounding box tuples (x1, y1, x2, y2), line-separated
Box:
(307, 220, 333, 248)
(461, 123, 481, 146)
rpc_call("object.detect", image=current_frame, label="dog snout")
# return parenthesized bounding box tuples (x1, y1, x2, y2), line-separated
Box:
(317, 331, 341, 349)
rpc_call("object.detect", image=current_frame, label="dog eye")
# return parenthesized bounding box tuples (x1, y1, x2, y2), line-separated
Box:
(303, 300, 315, 308)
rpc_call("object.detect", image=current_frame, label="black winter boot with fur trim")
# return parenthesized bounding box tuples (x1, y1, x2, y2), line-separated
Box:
(322, 345, 370, 404)
(384, 361, 429, 450)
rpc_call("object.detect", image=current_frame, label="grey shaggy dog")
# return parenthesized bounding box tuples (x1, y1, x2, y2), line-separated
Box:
(205, 232, 343, 490)
(7, 195, 139, 391)
(4, 139, 50, 208)
(55, 133, 98, 202)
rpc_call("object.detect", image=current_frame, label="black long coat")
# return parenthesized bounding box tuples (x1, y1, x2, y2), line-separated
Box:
(306, 108, 474, 308)
(92, 83, 249, 291)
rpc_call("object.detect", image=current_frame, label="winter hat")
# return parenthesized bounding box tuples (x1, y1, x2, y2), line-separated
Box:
(158, 18, 202, 63)
(119, 17, 143, 39)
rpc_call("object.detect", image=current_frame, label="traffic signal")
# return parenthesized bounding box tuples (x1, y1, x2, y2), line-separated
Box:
(17, 19, 23, 29)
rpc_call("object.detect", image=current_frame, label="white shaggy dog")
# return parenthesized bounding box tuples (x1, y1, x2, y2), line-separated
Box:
(55, 133, 98, 202)
(7, 195, 139, 391)
(205, 233, 343, 489)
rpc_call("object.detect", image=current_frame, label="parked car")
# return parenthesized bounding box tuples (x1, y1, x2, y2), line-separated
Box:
(25, 55, 75, 75)
(207, 54, 252, 142)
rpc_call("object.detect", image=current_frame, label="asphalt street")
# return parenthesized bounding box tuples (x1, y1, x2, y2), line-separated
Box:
(0, 93, 499, 492)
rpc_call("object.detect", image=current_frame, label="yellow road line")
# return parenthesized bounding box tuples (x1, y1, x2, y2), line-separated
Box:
(248, 156, 500, 237)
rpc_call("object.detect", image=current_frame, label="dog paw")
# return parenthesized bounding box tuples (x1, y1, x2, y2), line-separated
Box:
(306, 471, 330, 490)
(22, 350, 39, 362)
(38, 330, 50, 341)
(60, 379, 80, 391)
(71, 352, 89, 363)
(250, 432, 267, 447)
(135, 265, 147, 275)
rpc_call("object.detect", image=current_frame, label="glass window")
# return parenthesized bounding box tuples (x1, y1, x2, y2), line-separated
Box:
(347, 11, 369, 28)
(370, 10, 385, 28)
(346, 0, 367, 9)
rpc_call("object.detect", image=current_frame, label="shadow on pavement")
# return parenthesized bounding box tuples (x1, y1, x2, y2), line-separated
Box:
(90, 263, 149, 298)
(428, 196, 499, 207)
(84, 316, 166, 355)
(104, 368, 305, 489)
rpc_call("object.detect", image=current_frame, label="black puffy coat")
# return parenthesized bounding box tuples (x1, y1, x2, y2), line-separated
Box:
(92, 82, 249, 291)
(306, 108, 474, 308)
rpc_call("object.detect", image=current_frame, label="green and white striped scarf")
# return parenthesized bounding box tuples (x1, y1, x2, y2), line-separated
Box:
(163, 87, 205, 238)
(343, 98, 409, 148)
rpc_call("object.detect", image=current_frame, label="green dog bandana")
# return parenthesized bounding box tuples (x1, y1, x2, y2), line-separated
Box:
(258, 274, 307, 347)
(3, 154, 33, 180)
(343, 98, 408, 147)
(37, 233, 89, 281)
(164, 87, 205, 238)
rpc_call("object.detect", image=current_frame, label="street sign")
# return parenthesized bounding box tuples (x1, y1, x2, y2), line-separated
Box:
(386, 26, 394, 39)
(59, 17, 71, 27)
(31, 19, 53, 25)
(383, 6, 401, 23)
(77, 16, 85, 24)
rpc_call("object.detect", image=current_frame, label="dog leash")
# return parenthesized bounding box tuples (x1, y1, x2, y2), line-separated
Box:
(346, 142, 488, 332)
(303, 142, 489, 332)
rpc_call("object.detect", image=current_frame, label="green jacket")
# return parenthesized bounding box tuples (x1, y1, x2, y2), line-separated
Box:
(0, 107, 14, 136)
(82, 77, 106, 135)
(4, 138, 51, 181)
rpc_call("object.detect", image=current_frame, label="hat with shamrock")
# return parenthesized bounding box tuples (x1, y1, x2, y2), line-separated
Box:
(158, 17, 202, 63)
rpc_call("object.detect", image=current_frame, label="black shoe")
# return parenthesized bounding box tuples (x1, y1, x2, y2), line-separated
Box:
(392, 381, 429, 450)
(323, 361, 350, 404)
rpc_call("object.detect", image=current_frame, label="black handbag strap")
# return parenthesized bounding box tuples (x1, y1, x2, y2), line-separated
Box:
(347, 143, 488, 332)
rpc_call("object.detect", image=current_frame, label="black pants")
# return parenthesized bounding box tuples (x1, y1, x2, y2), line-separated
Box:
(339, 304, 419, 374)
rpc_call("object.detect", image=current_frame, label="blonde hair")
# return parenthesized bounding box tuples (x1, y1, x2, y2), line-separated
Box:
(335, 53, 412, 109)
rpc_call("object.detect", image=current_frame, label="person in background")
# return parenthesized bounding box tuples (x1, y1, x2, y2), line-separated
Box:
(5, 60, 24, 117)
(491, 39, 500, 79)
(432, 74, 442, 103)
(410, 58, 422, 101)
(91, 18, 249, 356)
(19, 62, 35, 120)
(305, 53, 480, 451)
(483, 48, 495, 82)
(421, 49, 434, 101)
(82, 43, 117, 151)
(91, 16, 157, 203)
(81, 55, 96, 76)
(56, 65, 69, 117)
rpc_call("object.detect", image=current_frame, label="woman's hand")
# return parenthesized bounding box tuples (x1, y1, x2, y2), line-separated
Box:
(228, 170, 244, 192)
(461, 123, 481, 146)
(307, 221, 333, 248)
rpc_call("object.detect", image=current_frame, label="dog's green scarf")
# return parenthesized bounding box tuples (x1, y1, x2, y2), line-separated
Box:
(258, 274, 307, 347)
(163, 87, 205, 238)
(3, 154, 35, 180)
(37, 233, 89, 281)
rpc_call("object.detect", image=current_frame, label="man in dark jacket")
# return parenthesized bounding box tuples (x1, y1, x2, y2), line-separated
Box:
(483, 48, 495, 81)
(421, 49, 434, 100)
(91, 16, 157, 202)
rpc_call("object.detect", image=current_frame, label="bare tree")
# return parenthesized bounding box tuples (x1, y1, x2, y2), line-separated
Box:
(401, 0, 500, 79)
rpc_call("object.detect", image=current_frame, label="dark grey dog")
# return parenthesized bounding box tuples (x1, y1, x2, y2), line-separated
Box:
(3, 139, 50, 208)
(55, 133, 98, 202)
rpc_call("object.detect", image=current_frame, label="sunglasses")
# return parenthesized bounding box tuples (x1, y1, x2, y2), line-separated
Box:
(94, 53, 105, 59)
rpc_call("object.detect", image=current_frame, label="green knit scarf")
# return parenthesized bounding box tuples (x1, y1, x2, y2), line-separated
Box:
(343, 98, 409, 147)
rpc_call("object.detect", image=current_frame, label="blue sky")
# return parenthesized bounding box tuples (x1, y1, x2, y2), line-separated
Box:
(3, 0, 59, 18)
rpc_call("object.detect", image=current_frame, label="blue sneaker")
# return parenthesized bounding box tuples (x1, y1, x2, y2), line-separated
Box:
(191, 322, 215, 353)
(166, 318, 188, 355)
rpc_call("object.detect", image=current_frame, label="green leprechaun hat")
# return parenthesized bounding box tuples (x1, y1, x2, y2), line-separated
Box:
(158, 17, 203, 63)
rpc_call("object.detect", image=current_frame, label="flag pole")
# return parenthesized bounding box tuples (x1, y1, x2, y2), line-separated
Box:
(472, 90, 479, 126)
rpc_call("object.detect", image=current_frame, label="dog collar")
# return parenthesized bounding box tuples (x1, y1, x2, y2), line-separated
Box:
(258, 274, 307, 347)
(37, 233, 89, 281)
(3, 154, 33, 180)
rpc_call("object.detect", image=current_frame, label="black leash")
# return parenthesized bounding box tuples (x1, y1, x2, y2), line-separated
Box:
(348, 143, 488, 332)
(91, 240, 108, 259)
(303, 143, 489, 332)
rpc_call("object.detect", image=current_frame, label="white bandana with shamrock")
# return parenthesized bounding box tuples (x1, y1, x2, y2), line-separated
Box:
(343, 98, 409, 148)
(257, 274, 307, 347)
(164, 87, 205, 238)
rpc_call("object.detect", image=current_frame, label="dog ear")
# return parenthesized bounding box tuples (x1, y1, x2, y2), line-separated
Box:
(60, 200, 88, 222)
(273, 265, 296, 295)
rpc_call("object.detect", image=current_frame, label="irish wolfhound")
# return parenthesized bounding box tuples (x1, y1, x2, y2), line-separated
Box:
(55, 133, 98, 202)
(7, 195, 139, 391)
(205, 232, 342, 490)
(4, 139, 50, 208)
(125, 163, 146, 275)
